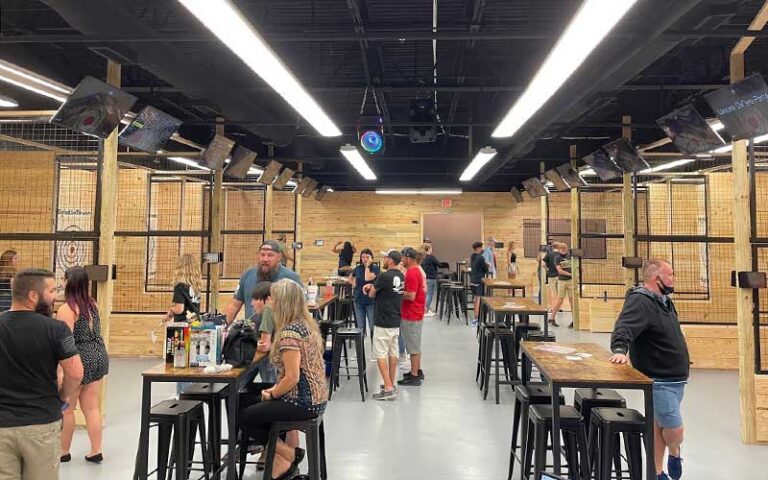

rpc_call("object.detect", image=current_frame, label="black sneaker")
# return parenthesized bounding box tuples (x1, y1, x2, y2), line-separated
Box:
(398, 375, 422, 386)
(403, 370, 425, 380)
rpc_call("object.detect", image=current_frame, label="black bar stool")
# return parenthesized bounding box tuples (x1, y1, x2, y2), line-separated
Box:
(575, 388, 626, 478)
(329, 327, 368, 401)
(436, 280, 453, 320)
(588, 408, 647, 480)
(522, 404, 590, 480)
(261, 416, 327, 480)
(507, 385, 565, 480)
(446, 285, 469, 325)
(179, 383, 229, 469)
(480, 325, 517, 403)
(150, 399, 211, 480)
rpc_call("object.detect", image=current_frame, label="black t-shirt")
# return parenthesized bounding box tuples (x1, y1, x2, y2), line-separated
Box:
(172, 283, 201, 322)
(421, 254, 440, 279)
(554, 252, 572, 280)
(470, 252, 488, 284)
(0, 310, 80, 428)
(543, 250, 559, 278)
(372, 269, 404, 328)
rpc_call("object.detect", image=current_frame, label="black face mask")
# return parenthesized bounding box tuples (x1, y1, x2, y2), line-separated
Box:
(34, 295, 52, 317)
(657, 280, 674, 296)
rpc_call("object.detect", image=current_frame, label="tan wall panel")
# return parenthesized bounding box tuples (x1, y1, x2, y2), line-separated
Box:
(0, 151, 56, 233)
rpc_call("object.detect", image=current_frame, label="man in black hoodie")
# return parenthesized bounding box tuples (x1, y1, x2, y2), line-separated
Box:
(470, 241, 489, 326)
(609, 259, 689, 480)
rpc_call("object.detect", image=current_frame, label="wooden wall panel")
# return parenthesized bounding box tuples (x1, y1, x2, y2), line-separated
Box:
(0, 151, 56, 233)
(298, 192, 569, 295)
(272, 190, 296, 233)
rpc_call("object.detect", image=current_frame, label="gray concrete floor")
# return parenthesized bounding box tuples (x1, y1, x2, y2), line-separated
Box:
(60, 311, 768, 480)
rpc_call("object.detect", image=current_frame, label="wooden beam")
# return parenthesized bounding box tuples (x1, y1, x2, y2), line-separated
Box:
(208, 119, 225, 312)
(540, 161, 548, 304)
(622, 115, 636, 290)
(0, 110, 57, 118)
(732, 0, 768, 55)
(731, 51, 757, 444)
(294, 162, 303, 274)
(637, 137, 671, 152)
(570, 145, 581, 330)
(96, 59, 121, 420)
(264, 184, 274, 240)
(0, 133, 82, 155)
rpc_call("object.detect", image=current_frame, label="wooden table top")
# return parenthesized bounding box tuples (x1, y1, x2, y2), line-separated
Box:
(482, 296, 549, 315)
(308, 295, 338, 311)
(520, 342, 652, 385)
(484, 278, 526, 288)
(317, 277, 349, 286)
(143, 363, 248, 379)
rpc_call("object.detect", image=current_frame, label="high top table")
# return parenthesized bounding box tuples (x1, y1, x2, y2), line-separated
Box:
(133, 363, 257, 480)
(308, 294, 338, 321)
(520, 341, 655, 480)
(479, 297, 549, 403)
(483, 277, 527, 297)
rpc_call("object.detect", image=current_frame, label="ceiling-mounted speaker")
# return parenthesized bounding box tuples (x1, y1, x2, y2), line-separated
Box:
(201, 134, 236, 170)
(256, 160, 282, 185)
(225, 146, 257, 179)
(272, 168, 295, 190)
(301, 179, 319, 198)
(315, 185, 331, 201)
(409, 98, 437, 143)
(510, 187, 524, 203)
(293, 177, 313, 195)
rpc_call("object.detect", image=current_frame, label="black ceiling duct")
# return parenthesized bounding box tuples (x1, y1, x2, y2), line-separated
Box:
(41, 0, 298, 146)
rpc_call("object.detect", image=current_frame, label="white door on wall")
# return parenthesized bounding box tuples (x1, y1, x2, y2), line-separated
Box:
(422, 213, 483, 271)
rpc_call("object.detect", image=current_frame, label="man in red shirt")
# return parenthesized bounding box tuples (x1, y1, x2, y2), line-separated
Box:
(398, 247, 426, 387)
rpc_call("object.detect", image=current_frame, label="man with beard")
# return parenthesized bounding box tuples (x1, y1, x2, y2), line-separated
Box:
(225, 240, 303, 325)
(225, 241, 302, 384)
(0, 268, 84, 478)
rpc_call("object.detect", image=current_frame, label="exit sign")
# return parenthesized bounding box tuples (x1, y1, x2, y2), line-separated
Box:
(442, 198, 452, 208)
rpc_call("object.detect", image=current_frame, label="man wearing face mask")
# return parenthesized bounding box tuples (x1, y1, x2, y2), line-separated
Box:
(609, 259, 689, 480)
(0, 268, 84, 478)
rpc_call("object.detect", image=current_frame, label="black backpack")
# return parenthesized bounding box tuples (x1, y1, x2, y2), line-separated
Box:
(222, 322, 257, 367)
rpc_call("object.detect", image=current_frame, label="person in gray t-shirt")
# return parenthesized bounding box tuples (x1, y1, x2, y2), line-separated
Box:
(225, 240, 302, 324)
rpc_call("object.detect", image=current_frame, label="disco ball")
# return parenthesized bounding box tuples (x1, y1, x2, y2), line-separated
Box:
(360, 129, 383, 153)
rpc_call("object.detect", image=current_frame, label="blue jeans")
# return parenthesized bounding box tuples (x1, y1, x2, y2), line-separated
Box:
(254, 356, 277, 384)
(426, 279, 437, 311)
(354, 302, 375, 335)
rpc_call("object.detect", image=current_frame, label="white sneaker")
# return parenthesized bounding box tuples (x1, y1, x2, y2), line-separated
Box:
(425, 310, 436, 317)
(400, 361, 411, 371)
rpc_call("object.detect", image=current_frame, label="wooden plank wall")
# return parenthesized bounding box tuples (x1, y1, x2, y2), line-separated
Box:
(299, 191, 570, 294)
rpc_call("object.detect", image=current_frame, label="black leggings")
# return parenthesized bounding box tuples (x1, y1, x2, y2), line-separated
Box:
(240, 399, 317, 445)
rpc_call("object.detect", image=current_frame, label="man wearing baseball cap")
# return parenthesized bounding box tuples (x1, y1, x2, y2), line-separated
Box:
(363, 250, 404, 400)
(224, 240, 302, 383)
(225, 240, 303, 325)
(398, 247, 426, 387)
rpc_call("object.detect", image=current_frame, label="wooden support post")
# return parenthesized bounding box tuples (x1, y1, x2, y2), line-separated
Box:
(622, 115, 636, 290)
(95, 59, 120, 419)
(731, 51, 757, 444)
(264, 185, 274, 240)
(540, 162, 549, 305)
(208, 120, 224, 312)
(294, 163, 303, 275)
(570, 145, 581, 330)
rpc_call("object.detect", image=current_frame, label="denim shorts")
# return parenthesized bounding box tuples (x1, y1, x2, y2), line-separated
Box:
(653, 381, 686, 428)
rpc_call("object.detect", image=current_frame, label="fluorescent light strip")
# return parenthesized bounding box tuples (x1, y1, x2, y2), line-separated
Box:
(0, 60, 71, 94)
(340, 145, 377, 180)
(178, 0, 341, 137)
(580, 168, 597, 177)
(709, 133, 768, 154)
(460, 146, 497, 181)
(0, 94, 18, 108)
(169, 156, 210, 171)
(638, 159, 695, 174)
(492, 0, 638, 138)
(710, 120, 725, 132)
(376, 189, 462, 195)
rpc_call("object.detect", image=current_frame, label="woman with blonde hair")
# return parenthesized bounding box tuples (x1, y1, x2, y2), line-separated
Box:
(164, 253, 203, 323)
(0, 249, 19, 311)
(240, 279, 328, 479)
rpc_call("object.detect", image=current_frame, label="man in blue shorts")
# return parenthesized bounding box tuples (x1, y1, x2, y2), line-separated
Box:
(609, 259, 689, 480)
